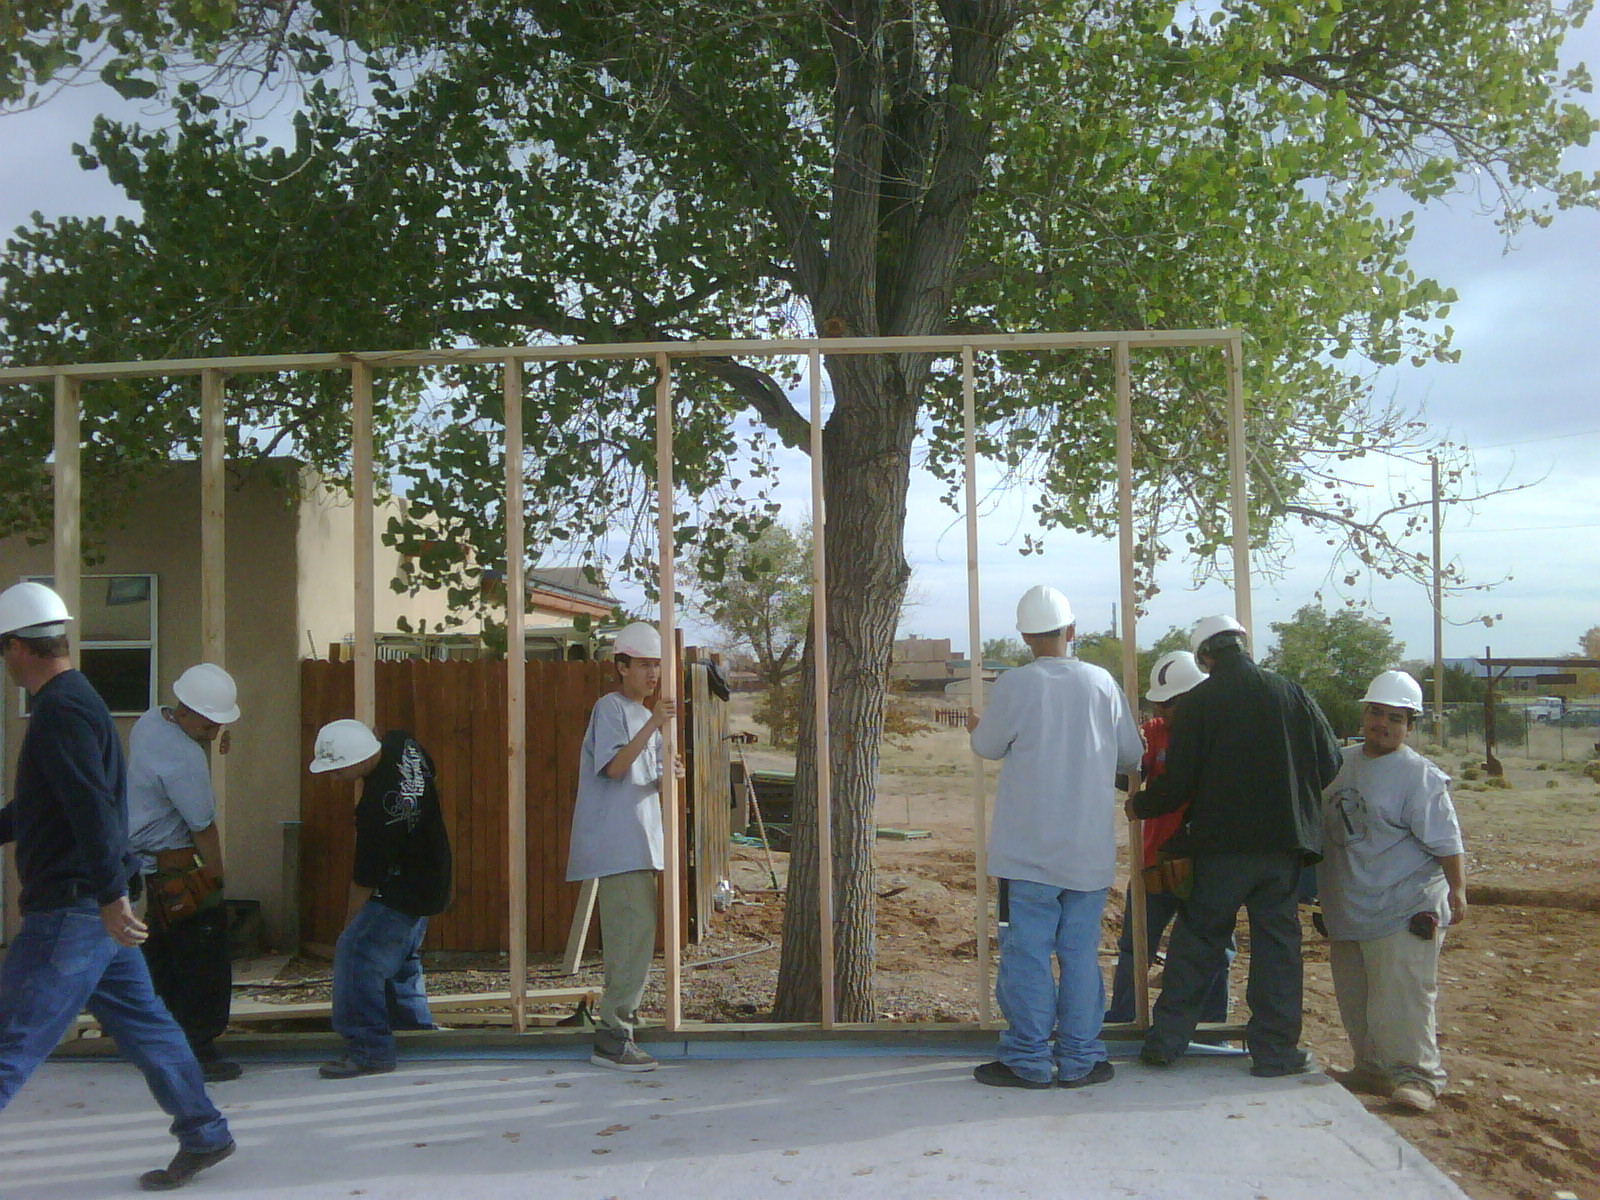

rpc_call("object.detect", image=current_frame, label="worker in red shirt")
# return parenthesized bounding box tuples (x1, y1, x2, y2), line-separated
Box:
(1104, 650, 1232, 1025)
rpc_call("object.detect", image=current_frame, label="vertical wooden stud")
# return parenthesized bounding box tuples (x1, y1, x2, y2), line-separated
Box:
(351, 361, 376, 727)
(655, 352, 683, 1032)
(1430, 455, 1444, 732)
(1113, 340, 1151, 1026)
(808, 348, 836, 1029)
(961, 346, 992, 1026)
(52, 373, 82, 665)
(505, 357, 528, 1032)
(200, 367, 229, 855)
(1225, 337, 1252, 633)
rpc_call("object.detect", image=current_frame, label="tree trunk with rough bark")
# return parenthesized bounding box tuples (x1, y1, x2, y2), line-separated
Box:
(773, 353, 921, 1022)
(768, 0, 1019, 1023)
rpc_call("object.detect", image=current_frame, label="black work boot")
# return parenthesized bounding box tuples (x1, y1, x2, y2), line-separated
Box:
(138, 1140, 236, 1191)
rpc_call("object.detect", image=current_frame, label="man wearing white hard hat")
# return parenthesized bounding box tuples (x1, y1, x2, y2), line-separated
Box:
(967, 586, 1143, 1088)
(1319, 670, 1466, 1114)
(567, 620, 679, 1072)
(1106, 650, 1233, 1026)
(1130, 614, 1341, 1077)
(127, 663, 243, 1083)
(0, 582, 234, 1191)
(309, 718, 453, 1078)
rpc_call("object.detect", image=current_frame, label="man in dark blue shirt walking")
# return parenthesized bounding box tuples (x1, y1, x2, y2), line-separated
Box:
(0, 582, 234, 1191)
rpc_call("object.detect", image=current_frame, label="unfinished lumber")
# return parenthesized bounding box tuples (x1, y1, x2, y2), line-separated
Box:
(561, 877, 599, 975)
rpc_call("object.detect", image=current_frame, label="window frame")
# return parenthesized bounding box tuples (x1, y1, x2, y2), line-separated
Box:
(19, 573, 160, 716)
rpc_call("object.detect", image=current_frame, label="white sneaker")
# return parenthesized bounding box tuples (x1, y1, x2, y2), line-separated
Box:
(1391, 1083, 1437, 1113)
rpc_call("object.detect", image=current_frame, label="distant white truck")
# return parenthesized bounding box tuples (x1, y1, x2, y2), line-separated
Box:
(1526, 695, 1566, 722)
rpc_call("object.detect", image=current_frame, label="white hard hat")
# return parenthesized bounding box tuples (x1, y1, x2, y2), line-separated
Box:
(309, 719, 382, 774)
(1146, 650, 1206, 702)
(0, 581, 72, 638)
(1361, 669, 1424, 714)
(1191, 613, 1247, 655)
(1016, 585, 1074, 635)
(172, 662, 240, 723)
(613, 621, 662, 658)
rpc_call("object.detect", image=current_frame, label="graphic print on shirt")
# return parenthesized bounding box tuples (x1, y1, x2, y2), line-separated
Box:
(383, 741, 427, 830)
(1325, 782, 1370, 848)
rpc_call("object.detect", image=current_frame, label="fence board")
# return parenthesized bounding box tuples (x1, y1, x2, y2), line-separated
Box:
(685, 651, 732, 940)
(534, 659, 556, 952)
(298, 656, 721, 954)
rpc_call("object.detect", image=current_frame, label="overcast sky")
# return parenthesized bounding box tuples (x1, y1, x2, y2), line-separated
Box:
(2, 25, 1596, 666)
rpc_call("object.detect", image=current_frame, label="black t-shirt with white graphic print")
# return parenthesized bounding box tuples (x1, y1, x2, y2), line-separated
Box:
(351, 731, 452, 917)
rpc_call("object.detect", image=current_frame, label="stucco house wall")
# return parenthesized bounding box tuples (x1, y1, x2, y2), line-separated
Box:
(0, 458, 448, 947)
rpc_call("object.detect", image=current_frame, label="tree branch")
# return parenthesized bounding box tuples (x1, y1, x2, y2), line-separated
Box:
(692, 356, 813, 450)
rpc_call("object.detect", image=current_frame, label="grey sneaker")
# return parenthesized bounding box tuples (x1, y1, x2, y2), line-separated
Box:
(1391, 1082, 1437, 1113)
(590, 1038, 658, 1072)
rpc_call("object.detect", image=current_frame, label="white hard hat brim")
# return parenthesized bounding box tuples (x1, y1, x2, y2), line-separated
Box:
(309, 720, 383, 773)
(6, 621, 68, 638)
(172, 664, 241, 723)
(0, 581, 73, 638)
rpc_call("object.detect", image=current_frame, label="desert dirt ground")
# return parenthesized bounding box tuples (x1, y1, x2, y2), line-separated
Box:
(257, 700, 1600, 1200)
(686, 702, 1600, 1200)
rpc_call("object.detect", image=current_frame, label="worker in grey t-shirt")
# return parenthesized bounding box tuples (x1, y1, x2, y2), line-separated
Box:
(566, 621, 678, 1074)
(1320, 670, 1466, 1115)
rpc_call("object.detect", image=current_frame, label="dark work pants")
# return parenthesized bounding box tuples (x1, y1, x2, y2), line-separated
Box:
(1106, 883, 1232, 1025)
(142, 897, 232, 1061)
(1144, 851, 1304, 1070)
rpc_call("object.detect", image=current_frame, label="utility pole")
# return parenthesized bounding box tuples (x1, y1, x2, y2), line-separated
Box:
(1431, 455, 1445, 741)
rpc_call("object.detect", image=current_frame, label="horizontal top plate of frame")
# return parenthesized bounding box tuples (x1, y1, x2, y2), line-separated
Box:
(0, 329, 1241, 384)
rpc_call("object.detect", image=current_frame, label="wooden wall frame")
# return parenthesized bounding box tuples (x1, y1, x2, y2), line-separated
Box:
(2, 328, 1251, 1035)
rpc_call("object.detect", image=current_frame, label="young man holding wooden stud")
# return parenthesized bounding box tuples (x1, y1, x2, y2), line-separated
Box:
(967, 585, 1143, 1088)
(567, 621, 680, 1072)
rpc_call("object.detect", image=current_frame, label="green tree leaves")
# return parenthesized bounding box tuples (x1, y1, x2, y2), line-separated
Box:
(1264, 603, 1406, 734)
(689, 518, 813, 690)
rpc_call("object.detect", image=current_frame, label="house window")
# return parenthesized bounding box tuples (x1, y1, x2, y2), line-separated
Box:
(23, 574, 158, 715)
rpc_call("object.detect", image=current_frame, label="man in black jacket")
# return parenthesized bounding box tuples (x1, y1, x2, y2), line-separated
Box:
(1129, 614, 1342, 1076)
(0, 582, 234, 1191)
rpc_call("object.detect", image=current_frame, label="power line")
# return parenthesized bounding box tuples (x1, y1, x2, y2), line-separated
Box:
(1451, 521, 1600, 533)
(1473, 427, 1600, 450)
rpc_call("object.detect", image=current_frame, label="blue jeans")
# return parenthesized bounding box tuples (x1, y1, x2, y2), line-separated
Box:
(0, 902, 231, 1152)
(1106, 883, 1232, 1024)
(332, 900, 433, 1067)
(995, 879, 1109, 1084)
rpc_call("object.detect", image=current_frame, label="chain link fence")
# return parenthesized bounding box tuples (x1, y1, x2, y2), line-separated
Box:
(1414, 702, 1600, 764)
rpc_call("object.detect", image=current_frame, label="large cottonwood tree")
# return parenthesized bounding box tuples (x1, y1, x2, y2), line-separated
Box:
(3, 1, 1596, 1018)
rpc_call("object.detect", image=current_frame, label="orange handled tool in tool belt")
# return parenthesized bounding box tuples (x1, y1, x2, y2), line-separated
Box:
(148, 848, 223, 925)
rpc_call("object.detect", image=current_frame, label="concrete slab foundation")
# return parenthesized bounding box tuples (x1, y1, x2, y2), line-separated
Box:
(1, 1042, 1469, 1200)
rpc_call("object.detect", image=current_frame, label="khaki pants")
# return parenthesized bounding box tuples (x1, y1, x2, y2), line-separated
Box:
(595, 870, 658, 1038)
(1330, 928, 1447, 1094)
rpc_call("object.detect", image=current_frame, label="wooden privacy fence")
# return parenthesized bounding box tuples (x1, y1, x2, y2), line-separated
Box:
(299, 654, 730, 955)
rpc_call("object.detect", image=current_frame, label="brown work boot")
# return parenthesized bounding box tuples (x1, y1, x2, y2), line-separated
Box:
(1330, 1066, 1393, 1097)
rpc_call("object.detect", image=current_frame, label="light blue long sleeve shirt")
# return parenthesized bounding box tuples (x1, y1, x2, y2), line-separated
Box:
(971, 655, 1143, 891)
